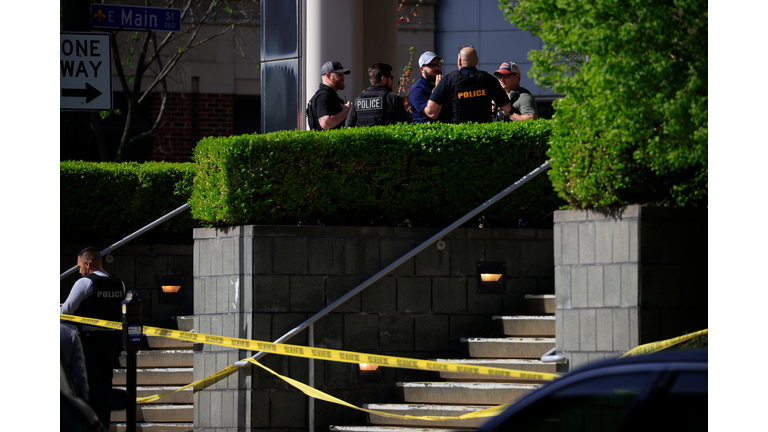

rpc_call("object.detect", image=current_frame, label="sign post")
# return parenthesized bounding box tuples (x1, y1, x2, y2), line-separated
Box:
(60, 32, 112, 111)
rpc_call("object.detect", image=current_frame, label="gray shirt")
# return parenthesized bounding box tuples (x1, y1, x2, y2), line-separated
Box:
(509, 87, 539, 116)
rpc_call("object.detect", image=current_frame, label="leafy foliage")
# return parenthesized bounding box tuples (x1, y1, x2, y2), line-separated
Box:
(190, 121, 561, 228)
(499, 0, 707, 208)
(60, 161, 198, 244)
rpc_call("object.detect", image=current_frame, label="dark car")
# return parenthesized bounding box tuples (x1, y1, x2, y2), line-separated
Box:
(478, 350, 707, 432)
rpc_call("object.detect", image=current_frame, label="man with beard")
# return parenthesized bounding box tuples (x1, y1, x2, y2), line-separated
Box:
(307, 61, 353, 130)
(493, 61, 539, 121)
(424, 46, 512, 123)
(408, 51, 452, 124)
(345, 63, 410, 127)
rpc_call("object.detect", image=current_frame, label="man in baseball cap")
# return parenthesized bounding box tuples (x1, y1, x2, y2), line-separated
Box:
(320, 61, 351, 75)
(307, 61, 352, 130)
(409, 51, 451, 123)
(493, 61, 539, 121)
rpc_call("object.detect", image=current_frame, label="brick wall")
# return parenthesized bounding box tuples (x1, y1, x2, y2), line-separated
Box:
(150, 92, 234, 162)
(553, 205, 708, 370)
(192, 225, 554, 431)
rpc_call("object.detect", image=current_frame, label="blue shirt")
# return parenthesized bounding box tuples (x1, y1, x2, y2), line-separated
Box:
(408, 76, 435, 124)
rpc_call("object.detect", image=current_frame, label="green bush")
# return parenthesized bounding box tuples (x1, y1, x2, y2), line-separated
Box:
(501, 0, 707, 208)
(190, 121, 562, 228)
(60, 161, 198, 244)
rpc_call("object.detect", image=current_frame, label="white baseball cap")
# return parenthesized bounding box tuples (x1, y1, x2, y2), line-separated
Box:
(418, 51, 441, 68)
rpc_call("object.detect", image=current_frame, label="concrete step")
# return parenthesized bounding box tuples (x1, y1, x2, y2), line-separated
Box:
(461, 337, 555, 359)
(364, 404, 493, 429)
(109, 423, 193, 432)
(396, 381, 540, 405)
(147, 335, 193, 350)
(113, 387, 193, 404)
(492, 316, 555, 337)
(111, 405, 193, 423)
(113, 368, 193, 386)
(434, 358, 564, 383)
(330, 426, 471, 432)
(176, 316, 194, 332)
(524, 294, 555, 315)
(118, 350, 194, 368)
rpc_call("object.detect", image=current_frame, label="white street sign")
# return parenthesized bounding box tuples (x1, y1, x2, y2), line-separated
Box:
(60, 32, 112, 111)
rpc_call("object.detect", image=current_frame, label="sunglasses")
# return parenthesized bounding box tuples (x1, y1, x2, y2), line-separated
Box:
(458, 45, 474, 52)
(495, 73, 519, 79)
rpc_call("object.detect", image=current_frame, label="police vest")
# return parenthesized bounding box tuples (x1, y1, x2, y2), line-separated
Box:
(448, 69, 494, 123)
(75, 273, 125, 323)
(352, 89, 392, 127)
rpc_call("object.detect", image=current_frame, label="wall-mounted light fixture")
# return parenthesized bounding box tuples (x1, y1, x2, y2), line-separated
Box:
(158, 275, 185, 304)
(356, 363, 383, 382)
(477, 262, 506, 293)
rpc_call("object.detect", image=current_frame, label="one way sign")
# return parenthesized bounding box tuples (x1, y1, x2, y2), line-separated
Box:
(60, 32, 112, 111)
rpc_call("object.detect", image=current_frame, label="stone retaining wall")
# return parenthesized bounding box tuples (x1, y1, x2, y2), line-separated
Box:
(192, 225, 554, 431)
(553, 205, 708, 370)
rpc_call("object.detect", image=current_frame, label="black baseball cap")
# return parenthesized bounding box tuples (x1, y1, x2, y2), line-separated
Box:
(320, 61, 351, 75)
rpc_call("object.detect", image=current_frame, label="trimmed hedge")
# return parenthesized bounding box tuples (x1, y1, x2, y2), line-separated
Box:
(190, 121, 562, 228)
(60, 161, 198, 244)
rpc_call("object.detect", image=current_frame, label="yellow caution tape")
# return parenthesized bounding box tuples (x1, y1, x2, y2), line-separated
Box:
(60, 313, 707, 421)
(619, 329, 708, 358)
(246, 358, 511, 421)
(60, 314, 561, 381)
(136, 364, 238, 404)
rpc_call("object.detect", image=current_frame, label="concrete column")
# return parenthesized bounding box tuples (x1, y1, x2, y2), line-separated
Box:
(306, 0, 364, 104)
(305, 0, 399, 110)
(553, 205, 708, 371)
(361, 0, 399, 80)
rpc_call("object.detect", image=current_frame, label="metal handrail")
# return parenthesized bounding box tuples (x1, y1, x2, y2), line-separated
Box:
(60, 203, 191, 280)
(233, 160, 551, 367)
(541, 347, 567, 364)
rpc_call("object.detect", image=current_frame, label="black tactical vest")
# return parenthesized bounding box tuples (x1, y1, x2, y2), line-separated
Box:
(353, 89, 392, 127)
(448, 69, 494, 123)
(75, 273, 125, 323)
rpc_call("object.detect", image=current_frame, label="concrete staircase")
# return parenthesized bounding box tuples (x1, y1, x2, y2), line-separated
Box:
(330, 295, 563, 431)
(109, 317, 194, 432)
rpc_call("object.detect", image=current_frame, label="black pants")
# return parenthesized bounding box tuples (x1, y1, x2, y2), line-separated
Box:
(81, 331, 118, 428)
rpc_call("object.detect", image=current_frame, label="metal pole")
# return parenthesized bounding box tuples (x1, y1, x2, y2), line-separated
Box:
(308, 324, 315, 432)
(60, 203, 191, 280)
(126, 352, 137, 432)
(234, 160, 551, 367)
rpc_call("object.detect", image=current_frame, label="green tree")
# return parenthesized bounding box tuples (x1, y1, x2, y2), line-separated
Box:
(499, 0, 707, 208)
(98, 0, 258, 162)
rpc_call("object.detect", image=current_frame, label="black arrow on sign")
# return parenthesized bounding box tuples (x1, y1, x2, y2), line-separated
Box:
(61, 83, 102, 104)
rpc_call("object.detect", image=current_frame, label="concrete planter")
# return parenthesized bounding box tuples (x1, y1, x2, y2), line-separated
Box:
(553, 205, 707, 370)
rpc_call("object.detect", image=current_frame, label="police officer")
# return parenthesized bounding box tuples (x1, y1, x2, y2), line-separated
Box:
(345, 63, 410, 127)
(424, 46, 512, 123)
(61, 247, 126, 427)
(307, 61, 353, 131)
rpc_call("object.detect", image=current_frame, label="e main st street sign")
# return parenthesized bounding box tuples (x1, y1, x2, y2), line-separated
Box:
(91, 4, 182, 32)
(60, 32, 112, 111)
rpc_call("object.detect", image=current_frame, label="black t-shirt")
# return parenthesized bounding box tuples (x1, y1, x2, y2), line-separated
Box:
(429, 67, 510, 123)
(313, 84, 345, 130)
